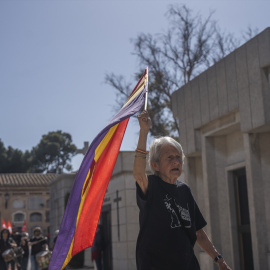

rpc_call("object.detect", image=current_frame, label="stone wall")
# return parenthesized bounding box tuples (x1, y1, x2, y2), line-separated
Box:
(172, 28, 270, 270)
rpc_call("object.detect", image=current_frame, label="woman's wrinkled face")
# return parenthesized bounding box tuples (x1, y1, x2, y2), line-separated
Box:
(152, 144, 182, 184)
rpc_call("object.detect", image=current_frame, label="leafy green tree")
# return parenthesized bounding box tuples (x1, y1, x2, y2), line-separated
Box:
(30, 130, 77, 173)
(0, 139, 32, 173)
(0, 131, 77, 173)
(106, 4, 257, 138)
(0, 139, 8, 172)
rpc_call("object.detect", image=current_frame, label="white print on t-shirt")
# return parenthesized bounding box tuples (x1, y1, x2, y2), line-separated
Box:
(164, 194, 191, 229)
(175, 180, 182, 188)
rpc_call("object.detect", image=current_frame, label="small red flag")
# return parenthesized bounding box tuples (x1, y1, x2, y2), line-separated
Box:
(7, 221, 12, 233)
(2, 219, 7, 229)
(21, 220, 27, 232)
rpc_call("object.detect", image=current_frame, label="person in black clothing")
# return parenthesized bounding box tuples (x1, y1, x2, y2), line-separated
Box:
(133, 110, 232, 270)
(29, 227, 48, 270)
(91, 225, 105, 270)
(0, 229, 17, 270)
(12, 229, 21, 246)
(51, 230, 59, 251)
(12, 229, 23, 270)
(19, 232, 29, 270)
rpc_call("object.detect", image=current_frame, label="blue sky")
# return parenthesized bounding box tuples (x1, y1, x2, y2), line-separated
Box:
(1, 0, 269, 171)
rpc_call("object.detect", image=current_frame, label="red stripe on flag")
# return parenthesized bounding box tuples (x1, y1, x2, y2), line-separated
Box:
(72, 119, 129, 255)
(82, 160, 96, 195)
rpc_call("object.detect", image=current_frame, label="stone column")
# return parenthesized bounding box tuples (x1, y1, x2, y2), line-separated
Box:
(243, 133, 268, 269)
(200, 135, 219, 270)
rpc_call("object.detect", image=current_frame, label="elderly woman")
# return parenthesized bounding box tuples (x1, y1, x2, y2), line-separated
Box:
(133, 110, 231, 270)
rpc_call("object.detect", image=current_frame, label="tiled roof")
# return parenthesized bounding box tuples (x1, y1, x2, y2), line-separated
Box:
(0, 173, 57, 187)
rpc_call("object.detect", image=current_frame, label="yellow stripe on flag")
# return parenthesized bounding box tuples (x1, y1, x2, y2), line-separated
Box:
(62, 124, 120, 269)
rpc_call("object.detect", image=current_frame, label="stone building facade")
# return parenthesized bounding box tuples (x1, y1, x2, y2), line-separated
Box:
(171, 27, 270, 270)
(0, 173, 56, 239)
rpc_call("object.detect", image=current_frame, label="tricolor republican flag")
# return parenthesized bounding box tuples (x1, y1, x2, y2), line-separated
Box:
(49, 68, 148, 270)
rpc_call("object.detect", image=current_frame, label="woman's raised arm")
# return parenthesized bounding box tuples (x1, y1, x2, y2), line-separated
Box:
(133, 110, 151, 194)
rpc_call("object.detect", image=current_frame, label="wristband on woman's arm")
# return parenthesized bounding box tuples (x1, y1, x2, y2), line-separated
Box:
(135, 148, 148, 155)
(213, 254, 223, 264)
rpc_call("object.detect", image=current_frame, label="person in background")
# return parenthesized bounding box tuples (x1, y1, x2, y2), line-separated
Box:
(134, 110, 232, 270)
(11, 228, 22, 270)
(29, 227, 48, 270)
(51, 230, 59, 250)
(91, 225, 105, 270)
(12, 227, 21, 246)
(51, 229, 66, 270)
(19, 232, 29, 270)
(0, 229, 17, 270)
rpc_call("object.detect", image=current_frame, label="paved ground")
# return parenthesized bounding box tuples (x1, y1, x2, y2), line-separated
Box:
(66, 266, 94, 270)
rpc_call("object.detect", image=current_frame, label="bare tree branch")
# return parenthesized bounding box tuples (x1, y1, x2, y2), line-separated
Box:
(105, 4, 246, 139)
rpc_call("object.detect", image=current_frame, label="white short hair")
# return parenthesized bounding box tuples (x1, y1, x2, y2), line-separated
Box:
(149, 136, 185, 174)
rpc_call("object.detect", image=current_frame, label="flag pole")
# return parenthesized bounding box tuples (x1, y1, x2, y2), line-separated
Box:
(144, 67, 148, 111)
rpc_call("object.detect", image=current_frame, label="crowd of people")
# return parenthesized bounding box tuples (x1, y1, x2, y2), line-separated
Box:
(0, 226, 57, 270)
(0, 224, 105, 270)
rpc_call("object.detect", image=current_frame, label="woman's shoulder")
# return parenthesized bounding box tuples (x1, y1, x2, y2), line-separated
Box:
(147, 174, 162, 186)
(176, 180, 192, 193)
(176, 180, 189, 188)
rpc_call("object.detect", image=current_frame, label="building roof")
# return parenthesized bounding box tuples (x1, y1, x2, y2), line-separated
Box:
(0, 173, 57, 187)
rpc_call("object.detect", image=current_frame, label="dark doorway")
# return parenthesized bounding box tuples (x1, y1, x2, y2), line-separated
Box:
(100, 204, 113, 270)
(233, 168, 254, 270)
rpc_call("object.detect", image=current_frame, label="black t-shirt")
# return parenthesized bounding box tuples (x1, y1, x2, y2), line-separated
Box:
(0, 239, 12, 255)
(30, 237, 47, 255)
(20, 239, 29, 258)
(136, 175, 207, 270)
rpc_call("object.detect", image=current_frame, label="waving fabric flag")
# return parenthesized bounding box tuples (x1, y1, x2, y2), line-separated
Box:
(7, 221, 12, 233)
(49, 68, 148, 270)
(21, 220, 27, 232)
(2, 219, 7, 229)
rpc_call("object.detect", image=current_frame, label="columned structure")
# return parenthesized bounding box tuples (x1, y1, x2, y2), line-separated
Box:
(172, 28, 270, 270)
